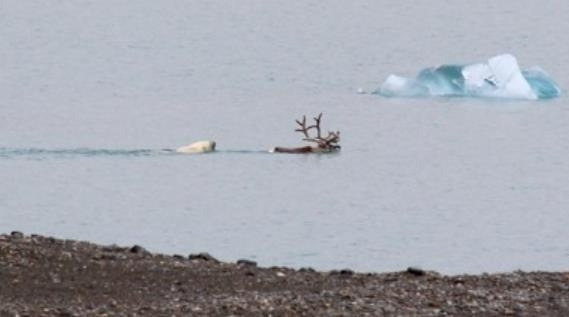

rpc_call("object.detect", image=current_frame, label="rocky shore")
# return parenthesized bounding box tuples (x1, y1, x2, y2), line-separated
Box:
(1, 232, 568, 316)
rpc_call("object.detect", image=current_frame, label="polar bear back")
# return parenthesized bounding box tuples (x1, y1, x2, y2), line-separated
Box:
(176, 140, 216, 154)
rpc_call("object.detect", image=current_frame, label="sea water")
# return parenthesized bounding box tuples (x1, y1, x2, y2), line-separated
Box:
(1, 0, 569, 274)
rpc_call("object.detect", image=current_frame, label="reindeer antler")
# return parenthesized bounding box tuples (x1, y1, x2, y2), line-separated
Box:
(295, 115, 311, 139)
(295, 113, 340, 150)
(307, 113, 323, 139)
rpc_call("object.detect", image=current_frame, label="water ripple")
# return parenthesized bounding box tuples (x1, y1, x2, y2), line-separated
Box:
(0, 147, 272, 159)
(0, 147, 159, 159)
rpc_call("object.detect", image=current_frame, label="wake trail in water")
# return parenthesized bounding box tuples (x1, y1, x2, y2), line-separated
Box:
(0, 147, 271, 159)
(0, 147, 159, 159)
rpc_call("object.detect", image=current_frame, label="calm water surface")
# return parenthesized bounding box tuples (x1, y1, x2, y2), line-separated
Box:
(1, 0, 568, 274)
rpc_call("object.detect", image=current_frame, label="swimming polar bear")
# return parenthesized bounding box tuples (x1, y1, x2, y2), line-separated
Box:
(175, 140, 216, 154)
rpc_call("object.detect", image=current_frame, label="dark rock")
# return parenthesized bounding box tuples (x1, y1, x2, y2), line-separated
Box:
(130, 245, 149, 254)
(236, 259, 257, 267)
(188, 252, 219, 263)
(57, 309, 75, 317)
(407, 267, 425, 276)
(340, 269, 355, 276)
(10, 231, 23, 239)
(330, 269, 354, 276)
(299, 267, 316, 273)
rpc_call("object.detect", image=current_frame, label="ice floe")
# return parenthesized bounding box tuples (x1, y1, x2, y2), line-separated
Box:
(377, 54, 561, 100)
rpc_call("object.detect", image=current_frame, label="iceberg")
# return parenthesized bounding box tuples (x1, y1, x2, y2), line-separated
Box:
(377, 54, 561, 100)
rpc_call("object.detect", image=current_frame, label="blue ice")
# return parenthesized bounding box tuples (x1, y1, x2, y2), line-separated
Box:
(377, 54, 561, 100)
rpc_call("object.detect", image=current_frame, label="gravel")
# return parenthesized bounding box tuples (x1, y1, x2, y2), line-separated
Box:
(1, 232, 568, 316)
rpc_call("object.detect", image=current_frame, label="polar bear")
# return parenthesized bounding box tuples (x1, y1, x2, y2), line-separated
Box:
(175, 140, 216, 154)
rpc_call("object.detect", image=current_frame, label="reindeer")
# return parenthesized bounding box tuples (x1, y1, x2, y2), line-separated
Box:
(272, 113, 341, 153)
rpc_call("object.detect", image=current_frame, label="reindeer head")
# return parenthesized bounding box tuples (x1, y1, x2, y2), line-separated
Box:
(295, 113, 341, 152)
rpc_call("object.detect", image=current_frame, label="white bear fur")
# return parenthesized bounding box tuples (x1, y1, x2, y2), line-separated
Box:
(176, 140, 216, 154)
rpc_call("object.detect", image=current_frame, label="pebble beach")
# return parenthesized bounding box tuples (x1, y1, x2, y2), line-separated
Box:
(1, 232, 568, 316)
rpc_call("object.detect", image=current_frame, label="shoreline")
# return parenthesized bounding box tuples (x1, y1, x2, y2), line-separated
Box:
(1, 231, 568, 316)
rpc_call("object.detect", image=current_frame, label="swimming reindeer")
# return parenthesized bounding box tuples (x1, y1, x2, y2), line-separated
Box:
(272, 113, 341, 153)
